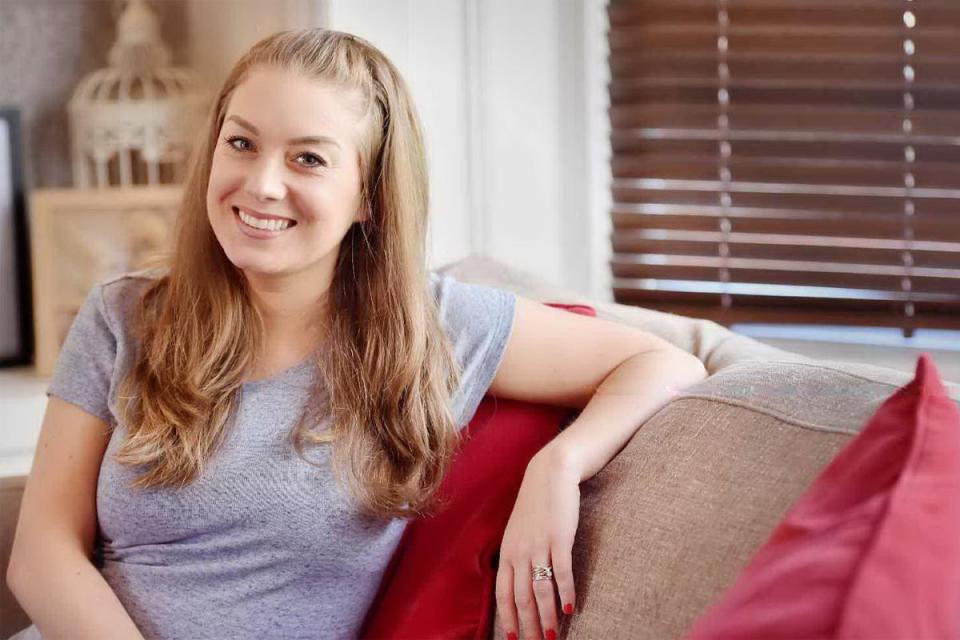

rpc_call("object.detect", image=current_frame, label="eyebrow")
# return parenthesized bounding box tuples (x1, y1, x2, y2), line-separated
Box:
(225, 115, 342, 150)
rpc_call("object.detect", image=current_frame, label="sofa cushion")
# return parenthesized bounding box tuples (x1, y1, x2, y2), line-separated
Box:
(683, 354, 960, 639)
(519, 357, 960, 640)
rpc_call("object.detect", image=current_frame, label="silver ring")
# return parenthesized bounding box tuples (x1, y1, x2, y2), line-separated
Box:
(531, 565, 554, 581)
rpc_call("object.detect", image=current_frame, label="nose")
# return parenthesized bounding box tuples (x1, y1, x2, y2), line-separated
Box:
(243, 155, 287, 202)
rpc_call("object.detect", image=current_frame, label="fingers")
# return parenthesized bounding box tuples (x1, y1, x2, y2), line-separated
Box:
(497, 551, 576, 640)
(495, 562, 520, 640)
(513, 560, 544, 640)
(531, 554, 560, 640)
(551, 543, 576, 615)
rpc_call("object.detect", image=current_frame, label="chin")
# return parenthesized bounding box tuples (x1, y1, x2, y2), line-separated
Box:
(238, 261, 289, 278)
(221, 249, 285, 277)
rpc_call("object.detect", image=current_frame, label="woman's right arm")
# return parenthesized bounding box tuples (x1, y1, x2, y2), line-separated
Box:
(5, 396, 144, 640)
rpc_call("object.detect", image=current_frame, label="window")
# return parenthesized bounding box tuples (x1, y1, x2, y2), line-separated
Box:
(608, 0, 960, 335)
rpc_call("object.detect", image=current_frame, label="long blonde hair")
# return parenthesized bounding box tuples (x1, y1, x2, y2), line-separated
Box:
(115, 29, 462, 520)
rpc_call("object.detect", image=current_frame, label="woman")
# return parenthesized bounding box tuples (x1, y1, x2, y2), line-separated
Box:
(7, 29, 706, 640)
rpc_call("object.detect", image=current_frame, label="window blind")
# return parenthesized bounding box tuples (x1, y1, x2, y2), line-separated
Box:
(607, 0, 960, 334)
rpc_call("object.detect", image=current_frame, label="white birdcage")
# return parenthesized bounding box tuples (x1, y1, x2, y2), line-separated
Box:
(69, 0, 208, 188)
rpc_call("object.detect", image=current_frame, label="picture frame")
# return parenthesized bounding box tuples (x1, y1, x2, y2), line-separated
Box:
(0, 107, 32, 367)
(29, 186, 181, 376)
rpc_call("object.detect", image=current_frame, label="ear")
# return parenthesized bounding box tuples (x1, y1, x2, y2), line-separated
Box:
(356, 201, 371, 224)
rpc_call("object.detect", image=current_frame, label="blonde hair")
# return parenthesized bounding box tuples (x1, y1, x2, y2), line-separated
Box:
(115, 29, 462, 520)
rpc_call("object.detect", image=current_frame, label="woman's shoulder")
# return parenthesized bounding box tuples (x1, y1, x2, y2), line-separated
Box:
(97, 266, 167, 296)
(80, 267, 167, 346)
(427, 268, 516, 349)
(428, 269, 515, 314)
(95, 267, 166, 314)
(49, 268, 168, 425)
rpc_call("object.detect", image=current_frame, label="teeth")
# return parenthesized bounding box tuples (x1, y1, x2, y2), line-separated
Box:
(238, 210, 292, 231)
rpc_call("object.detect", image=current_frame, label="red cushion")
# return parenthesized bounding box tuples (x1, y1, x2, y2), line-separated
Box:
(359, 303, 597, 640)
(684, 353, 960, 639)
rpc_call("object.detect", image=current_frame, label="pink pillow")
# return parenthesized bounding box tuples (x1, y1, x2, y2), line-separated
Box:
(359, 303, 597, 640)
(685, 354, 960, 639)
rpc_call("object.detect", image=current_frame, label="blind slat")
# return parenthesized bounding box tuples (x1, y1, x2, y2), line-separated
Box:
(608, 293, 960, 331)
(613, 128, 960, 146)
(613, 158, 960, 190)
(614, 177, 960, 199)
(612, 254, 960, 281)
(611, 277, 959, 304)
(611, 228, 960, 253)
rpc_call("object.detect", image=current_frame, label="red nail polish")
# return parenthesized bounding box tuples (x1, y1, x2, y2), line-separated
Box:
(545, 630, 557, 640)
(507, 633, 517, 640)
(563, 603, 574, 614)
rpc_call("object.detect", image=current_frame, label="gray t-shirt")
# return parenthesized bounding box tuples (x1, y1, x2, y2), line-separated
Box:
(44, 270, 516, 640)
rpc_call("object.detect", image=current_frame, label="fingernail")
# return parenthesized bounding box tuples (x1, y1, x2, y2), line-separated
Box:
(545, 630, 557, 640)
(507, 633, 517, 640)
(563, 603, 574, 615)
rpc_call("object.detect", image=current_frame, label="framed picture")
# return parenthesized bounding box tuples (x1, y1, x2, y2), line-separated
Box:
(0, 107, 32, 367)
(29, 186, 181, 376)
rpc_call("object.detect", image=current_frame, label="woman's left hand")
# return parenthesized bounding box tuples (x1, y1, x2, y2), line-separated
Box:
(495, 447, 581, 640)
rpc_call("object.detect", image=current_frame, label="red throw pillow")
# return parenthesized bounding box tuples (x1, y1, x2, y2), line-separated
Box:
(685, 353, 960, 639)
(359, 303, 597, 640)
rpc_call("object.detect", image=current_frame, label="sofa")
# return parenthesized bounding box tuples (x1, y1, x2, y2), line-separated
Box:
(3, 254, 959, 639)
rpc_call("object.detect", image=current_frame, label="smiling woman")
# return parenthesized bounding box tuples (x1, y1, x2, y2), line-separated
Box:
(6, 27, 706, 640)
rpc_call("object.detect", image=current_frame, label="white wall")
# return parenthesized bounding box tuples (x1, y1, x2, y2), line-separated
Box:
(473, 1, 564, 284)
(583, 0, 613, 301)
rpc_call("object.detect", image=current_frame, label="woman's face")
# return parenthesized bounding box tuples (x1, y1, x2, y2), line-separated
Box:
(206, 65, 367, 281)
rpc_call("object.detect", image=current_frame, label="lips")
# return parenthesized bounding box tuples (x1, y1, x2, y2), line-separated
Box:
(231, 205, 297, 225)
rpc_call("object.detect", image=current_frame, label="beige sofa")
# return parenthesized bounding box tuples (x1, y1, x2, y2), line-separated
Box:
(3, 255, 959, 639)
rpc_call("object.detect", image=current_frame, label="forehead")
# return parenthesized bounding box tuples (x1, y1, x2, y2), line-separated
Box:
(224, 65, 365, 147)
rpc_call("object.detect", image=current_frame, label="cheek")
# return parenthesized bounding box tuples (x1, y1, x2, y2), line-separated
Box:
(206, 162, 243, 220)
(299, 199, 354, 241)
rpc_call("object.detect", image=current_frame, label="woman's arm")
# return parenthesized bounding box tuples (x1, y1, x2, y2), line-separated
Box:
(488, 295, 708, 640)
(490, 295, 707, 482)
(6, 397, 144, 640)
(539, 346, 706, 483)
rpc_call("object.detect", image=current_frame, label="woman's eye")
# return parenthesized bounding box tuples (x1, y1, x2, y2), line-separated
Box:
(225, 136, 253, 152)
(221, 137, 325, 169)
(297, 153, 327, 169)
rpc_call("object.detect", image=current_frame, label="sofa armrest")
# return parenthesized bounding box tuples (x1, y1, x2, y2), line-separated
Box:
(497, 356, 957, 639)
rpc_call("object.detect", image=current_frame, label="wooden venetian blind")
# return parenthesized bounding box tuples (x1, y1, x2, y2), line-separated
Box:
(607, 0, 960, 333)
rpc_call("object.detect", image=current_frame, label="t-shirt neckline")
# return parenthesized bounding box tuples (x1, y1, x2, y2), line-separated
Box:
(241, 342, 326, 390)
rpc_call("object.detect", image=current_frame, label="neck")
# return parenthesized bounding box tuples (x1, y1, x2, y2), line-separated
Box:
(244, 269, 331, 357)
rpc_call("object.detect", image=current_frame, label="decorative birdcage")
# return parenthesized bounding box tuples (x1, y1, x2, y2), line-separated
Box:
(68, 0, 208, 188)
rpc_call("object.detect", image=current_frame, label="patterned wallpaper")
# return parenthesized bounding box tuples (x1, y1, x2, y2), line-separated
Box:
(0, 0, 189, 188)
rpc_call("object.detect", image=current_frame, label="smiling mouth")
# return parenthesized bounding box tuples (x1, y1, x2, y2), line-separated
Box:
(232, 206, 297, 232)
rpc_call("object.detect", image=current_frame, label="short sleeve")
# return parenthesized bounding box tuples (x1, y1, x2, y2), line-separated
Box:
(46, 283, 119, 425)
(430, 272, 517, 427)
